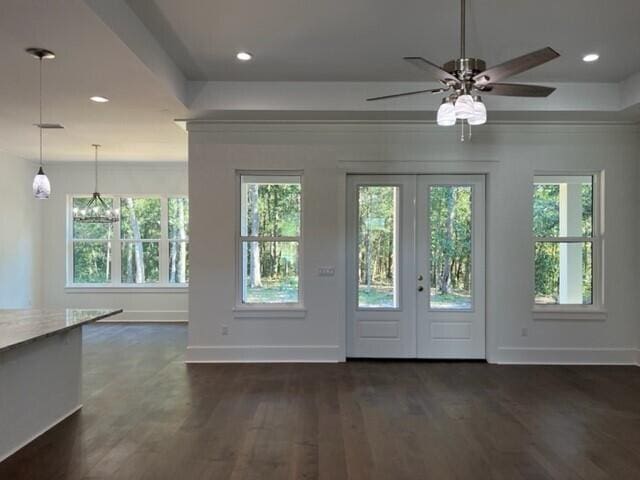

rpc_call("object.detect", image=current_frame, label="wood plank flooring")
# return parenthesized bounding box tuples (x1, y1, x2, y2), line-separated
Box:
(2, 324, 640, 479)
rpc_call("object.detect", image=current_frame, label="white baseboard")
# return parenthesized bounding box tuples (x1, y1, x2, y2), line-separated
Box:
(98, 310, 188, 323)
(0, 404, 82, 463)
(495, 347, 638, 365)
(186, 345, 342, 363)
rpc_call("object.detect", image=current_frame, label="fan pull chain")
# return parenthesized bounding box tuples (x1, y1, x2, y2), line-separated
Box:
(458, 120, 473, 142)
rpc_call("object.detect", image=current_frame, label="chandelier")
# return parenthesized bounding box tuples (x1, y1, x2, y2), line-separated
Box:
(73, 145, 120, 224)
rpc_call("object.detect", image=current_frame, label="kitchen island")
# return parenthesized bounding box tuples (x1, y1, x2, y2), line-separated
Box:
(0, 308, 122, 462)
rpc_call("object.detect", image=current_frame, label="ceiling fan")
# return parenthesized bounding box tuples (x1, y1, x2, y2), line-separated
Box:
(367, 0, 560, 130)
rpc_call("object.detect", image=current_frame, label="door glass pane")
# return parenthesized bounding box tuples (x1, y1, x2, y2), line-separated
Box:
(429, 185, 472, 310)
(357, 186, 398, 308)
(534, 242, 592, 305)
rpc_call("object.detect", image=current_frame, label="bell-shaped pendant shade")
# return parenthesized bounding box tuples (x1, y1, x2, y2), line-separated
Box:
(437, 99, 456, 126)
(33, 166, 51, 199)
(454, 94, 475, 120)
(468, 97, 487, 126)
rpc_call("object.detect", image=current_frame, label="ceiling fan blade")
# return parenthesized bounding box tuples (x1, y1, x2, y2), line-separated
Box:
(403, 57, 459, 85)
(473, 47, 560, 85)
(477, 83, 556, 97)
(367, 88, 447, 102)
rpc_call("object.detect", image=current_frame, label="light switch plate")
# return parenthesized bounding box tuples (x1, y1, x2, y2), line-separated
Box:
(318, 266, 335, 277)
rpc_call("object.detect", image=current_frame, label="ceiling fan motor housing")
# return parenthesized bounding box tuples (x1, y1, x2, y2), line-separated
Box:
(443, 58, 486, 78)
(442, 58, 487, 94)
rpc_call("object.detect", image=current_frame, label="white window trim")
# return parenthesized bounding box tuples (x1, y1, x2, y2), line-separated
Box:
(232, 307, 307, 319)
(235, 171, 304, 310)
(66, 194, 189, 288)
(532, 171, 604, 317)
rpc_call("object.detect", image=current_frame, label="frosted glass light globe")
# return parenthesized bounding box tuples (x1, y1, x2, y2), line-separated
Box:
(468, 98, 487, 125)
(437, 100, 456, 126)
(32, 167, 51, 199)
(454, 94, 475, 119)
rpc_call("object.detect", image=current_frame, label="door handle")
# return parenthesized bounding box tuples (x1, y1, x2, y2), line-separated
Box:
(417, 286, 424, 292)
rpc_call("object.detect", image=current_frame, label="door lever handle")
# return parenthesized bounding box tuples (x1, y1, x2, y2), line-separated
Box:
(417, 286, 424, 292)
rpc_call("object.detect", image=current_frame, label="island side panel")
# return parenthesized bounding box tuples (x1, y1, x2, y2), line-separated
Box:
(0, 327, 82, 462)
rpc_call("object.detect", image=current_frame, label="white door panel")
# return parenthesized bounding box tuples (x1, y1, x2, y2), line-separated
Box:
(346, 176, 416, 358)
(416, 175, 485, 358)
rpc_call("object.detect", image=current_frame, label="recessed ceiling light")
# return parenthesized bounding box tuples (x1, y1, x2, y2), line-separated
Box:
(90, 96, 109, 103)
(236, 51, 252, 61)
(582, 53, 599, 63)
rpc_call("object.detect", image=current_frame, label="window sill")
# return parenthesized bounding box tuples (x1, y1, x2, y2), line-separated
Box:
(233, 307, 307, 319)
(65, 285, 188, 294)
(532, 309, 607, 321)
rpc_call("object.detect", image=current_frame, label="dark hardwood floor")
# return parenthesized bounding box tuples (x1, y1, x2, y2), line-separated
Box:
(2, 324, 640, 479)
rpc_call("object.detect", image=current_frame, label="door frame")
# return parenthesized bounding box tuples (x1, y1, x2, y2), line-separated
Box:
(346, 173, 487, 359)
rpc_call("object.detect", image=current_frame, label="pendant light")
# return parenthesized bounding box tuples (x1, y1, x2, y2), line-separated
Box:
(27, 48, 56, 199)
(73, 145, 120, 224)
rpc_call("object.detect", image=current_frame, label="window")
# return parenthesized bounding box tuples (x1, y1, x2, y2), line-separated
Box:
(68, 195, 189, 286)
(120, 197, 161, 283)
(239, 174, 301, 305)
(71, 197, 114, 284)
(533, 175, 600, 307)
(168, 198, 189, 283)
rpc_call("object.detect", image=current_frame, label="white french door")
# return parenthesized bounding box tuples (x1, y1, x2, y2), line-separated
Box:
(347, 174, 485, 359)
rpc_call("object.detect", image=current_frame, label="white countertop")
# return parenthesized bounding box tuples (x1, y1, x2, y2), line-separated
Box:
(0, 308, 122, 353)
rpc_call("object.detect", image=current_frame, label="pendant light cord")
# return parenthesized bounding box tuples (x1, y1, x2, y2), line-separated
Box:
(39, 56, 43, 167)
(93, 144, 99, 193)
(460, 0, 466, 59)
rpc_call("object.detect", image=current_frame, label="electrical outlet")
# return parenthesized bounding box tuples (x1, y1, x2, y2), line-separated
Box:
(318, 266, 335, 277)
(221, 325, 229, 336)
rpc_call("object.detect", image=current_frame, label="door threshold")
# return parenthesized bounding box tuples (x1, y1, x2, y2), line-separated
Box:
(346, 357, 487, 363)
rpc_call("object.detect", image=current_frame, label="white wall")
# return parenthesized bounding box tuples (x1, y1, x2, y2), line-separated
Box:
(40, 162, 188, 322)
(188, 121, 640, 364)
(0, 152, 42, 308)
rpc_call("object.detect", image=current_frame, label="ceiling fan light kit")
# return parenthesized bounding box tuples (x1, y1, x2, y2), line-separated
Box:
(367, 0, 560, 140)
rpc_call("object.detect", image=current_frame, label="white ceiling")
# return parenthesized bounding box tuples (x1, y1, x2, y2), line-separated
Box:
(128, 0, 640, 82)
(0, 0, 188, 163)
(1, 0, 640, 163)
